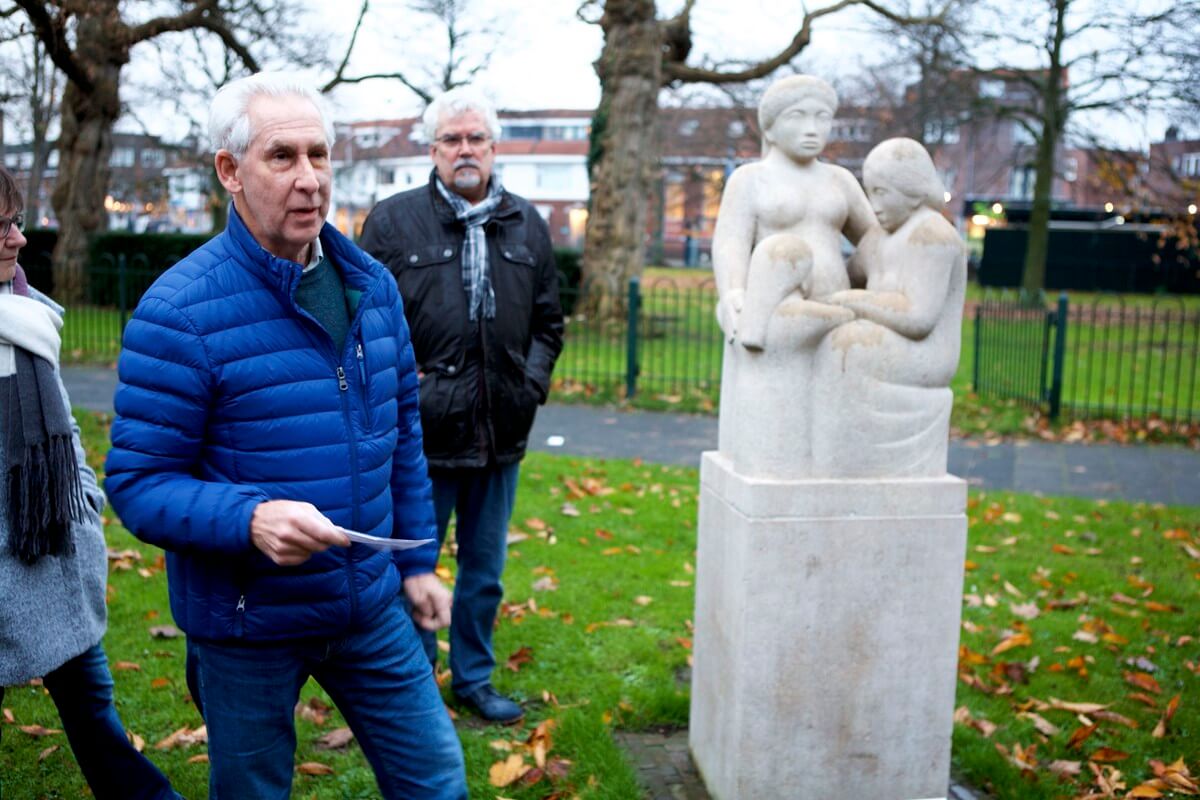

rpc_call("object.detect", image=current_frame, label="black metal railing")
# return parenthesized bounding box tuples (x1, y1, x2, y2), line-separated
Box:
(974, 290, 1200, 425)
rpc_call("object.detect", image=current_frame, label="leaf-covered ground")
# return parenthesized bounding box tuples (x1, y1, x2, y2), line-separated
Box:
(0, 412, 1196, 799)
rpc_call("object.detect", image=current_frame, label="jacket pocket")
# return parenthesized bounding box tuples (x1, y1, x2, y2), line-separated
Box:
(396, 244, 459, 313)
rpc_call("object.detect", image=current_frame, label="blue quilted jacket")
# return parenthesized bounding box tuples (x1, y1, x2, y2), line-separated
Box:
(105, 208, 438, 643)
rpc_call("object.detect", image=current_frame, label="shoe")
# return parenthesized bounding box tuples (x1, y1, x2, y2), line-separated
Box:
(455, 684, 524, 724)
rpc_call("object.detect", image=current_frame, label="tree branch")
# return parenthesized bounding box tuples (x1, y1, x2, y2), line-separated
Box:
(321, 0, 369, 90)
(11, 0, 90, 91)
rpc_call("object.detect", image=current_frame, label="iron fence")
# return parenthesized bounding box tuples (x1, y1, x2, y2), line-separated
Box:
(974, 290, 1200, 425)
(57, 260, 726, 410)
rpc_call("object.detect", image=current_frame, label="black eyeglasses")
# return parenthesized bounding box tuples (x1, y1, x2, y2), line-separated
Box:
(0, 213, 24, 240)
(435, 133, 491, 150)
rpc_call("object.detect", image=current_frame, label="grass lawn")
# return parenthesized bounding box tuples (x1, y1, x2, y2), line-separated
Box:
(2, 411, 1198, 799)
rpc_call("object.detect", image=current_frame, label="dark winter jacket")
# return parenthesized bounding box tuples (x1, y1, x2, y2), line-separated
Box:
(105, 207, 438, 643)
(359, 172, 563, 468)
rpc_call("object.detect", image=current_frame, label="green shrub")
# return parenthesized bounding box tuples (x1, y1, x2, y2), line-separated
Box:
(554, 247, 582, 316)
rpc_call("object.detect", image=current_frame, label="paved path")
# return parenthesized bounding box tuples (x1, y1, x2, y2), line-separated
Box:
(65, 366, 1199, 506)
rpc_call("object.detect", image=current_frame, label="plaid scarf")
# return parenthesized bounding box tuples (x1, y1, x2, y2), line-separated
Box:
(0, 271, 85, 564)
(435, 175, 504, 321)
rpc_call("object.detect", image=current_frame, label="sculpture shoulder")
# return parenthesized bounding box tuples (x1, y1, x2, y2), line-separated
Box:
(907, 212, 964, 251)
(724, 162, 762, 192)
(825, 163, 867, 193)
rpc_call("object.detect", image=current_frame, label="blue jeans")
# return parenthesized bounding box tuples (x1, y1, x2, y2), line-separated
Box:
(0, 644, 179, 800)
(426, 463, 520, 695)
(190, 596, 466, 800)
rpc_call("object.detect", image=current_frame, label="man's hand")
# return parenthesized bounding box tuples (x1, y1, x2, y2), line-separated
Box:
(403, 572, 452, 631)
(249, 500, 349, 566)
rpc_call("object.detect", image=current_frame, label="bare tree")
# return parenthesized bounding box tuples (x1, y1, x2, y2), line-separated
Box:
(577, 0, 944, 318)
(322, 0, 502, 103)
(0, 26, 60, 224)
(965, 0, 1182, 292)
(7, 0, 272, 303)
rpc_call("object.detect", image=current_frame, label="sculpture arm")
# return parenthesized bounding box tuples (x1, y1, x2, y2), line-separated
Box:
(838, 168, 879, 248)
(711, 167, 756, 301)
(828, 242, 957, 340)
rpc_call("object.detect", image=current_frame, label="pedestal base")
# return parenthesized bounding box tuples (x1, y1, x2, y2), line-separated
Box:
(690, 452, 967, 800)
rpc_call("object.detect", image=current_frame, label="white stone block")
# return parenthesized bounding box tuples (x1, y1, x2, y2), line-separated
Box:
(690, 452, 967, 800)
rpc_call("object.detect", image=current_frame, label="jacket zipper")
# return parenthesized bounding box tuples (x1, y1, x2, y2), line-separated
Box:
(235, 595, 246, 636)
(356, 343, 367, 387)
(337, 362, 361, 622)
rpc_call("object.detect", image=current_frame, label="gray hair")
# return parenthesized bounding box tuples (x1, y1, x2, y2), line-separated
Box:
(208, 72, 335, 158)
(422, 85, 501, 144)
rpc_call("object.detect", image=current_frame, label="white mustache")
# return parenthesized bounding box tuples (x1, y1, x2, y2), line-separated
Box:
(454, 158, 481, 171)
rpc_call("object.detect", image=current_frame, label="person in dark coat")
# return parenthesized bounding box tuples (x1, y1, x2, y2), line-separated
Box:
(361, 85, 563, 725)
(105, 73, 466, 799)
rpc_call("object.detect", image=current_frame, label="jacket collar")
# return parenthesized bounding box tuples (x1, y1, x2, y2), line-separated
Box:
(426, 168, 520, 226)
(223, 202, 382, 297)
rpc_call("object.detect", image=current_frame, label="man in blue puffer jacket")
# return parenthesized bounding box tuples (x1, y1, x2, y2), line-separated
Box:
(105, 73, 467, 800)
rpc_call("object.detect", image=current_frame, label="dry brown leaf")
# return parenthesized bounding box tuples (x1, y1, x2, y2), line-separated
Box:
(295, 697, 332, 726)
(18, 725, 62, 737)
(1128, 692, 1159, 708)
(1052, 543, 1075, 555)
(488, 754, 529, 787)
(2, 707, 13, 724)
(1089, 747, 1130, 763)
(1092, 710, 1138, 729)
(296, 762, 334, 776)
(1066, 723, 1098, 750)
(1047, 697, 1109, 714)
(113, 661, 142, 672)
(1123, 671, 1162, 694)
(1045, 759, 1082, 777)
(531, 576, 558, 592)
(150, 677, 170, 689)
(1144, 601, 1182, 613)
(154, 725, 207, 750)
(37, 744, 59, 762)
(315, 727, 355, 750)
(1019, 712, 1060, 737)
(1127, 783, 1165, 798)
(1151, 694, 1181, 738)
(633, 595, 653, 606)
(524, 518, 547, 532)
(148, 625, 182, 639)
(187, 754, 209, 764)
(505, 646, 534, 673)
(992, 632, 1032, 656)
(127, 731, 145, 752)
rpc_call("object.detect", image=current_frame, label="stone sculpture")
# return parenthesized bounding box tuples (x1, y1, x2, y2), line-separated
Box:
(712, 74, 965, 480)
(691, 75, 969, 800)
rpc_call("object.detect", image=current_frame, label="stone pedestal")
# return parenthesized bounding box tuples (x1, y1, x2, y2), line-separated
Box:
(690, 452, 967, 800)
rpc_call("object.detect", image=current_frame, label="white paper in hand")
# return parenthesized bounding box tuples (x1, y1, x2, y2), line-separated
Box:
(336, 527, 436, 551)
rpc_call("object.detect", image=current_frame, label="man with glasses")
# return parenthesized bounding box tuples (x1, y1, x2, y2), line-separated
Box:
(361, 86, 563, 725)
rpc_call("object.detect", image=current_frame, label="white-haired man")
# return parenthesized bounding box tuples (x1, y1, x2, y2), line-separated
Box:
(105, 72, 466, 799)
(361, 86, 563, 724)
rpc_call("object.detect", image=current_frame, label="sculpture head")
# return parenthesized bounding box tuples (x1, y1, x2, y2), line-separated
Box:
(758, 75, 838, 162)
(862, 138, 945, 233)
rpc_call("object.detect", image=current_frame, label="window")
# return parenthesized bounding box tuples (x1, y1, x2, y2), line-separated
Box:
(379, 168, 395, 185)
(1012, 122, 1036, 147)
(1183, 152, 1200, 177)
(1063, 157, 1078, 183)
(1009, 165, 1036, 199)
(141, 148, 166, 168)
(923, 120, 960, 145)
(727, 120, 746, 138)
(110, 148, 135, 168)
(679, 119, 700, 137)
(536, 164, 574, 192)
(979, 79, 1005, 99)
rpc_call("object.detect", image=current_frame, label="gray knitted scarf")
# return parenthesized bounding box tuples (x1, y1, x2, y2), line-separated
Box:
(0, 273, 84, 564)
(435, 175, 504, 321)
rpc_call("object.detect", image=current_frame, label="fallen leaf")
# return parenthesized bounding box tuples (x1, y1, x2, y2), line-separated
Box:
(1046, 759, 1082, 777)
(296, 762, 334, 776)
(506, 646, 534, 672)
(1019, 712, 1060, 737)
(315, 727, 355, 750)
(37, 745, 59, 762)
(1088, 747, 1129, 763)
(150, 677, 170, 689)
(113, 661, 142, 672)
(559, 502, 580, 517)
(1151, 694, 1180, 738)
(633, 595, 653, 606)
(1123, 671, 1162, 694)
(18, 725, 62, 737)
(489, 754, 529, 787)
(1092, 710, 1139, 729)
(992, 632, 1032, 656)
(524, 518, 547, 532)
(531, 576, 558, 592)
(1126, 784, 1164, 798)
(2, 708, 13, 724)
(1066, 723, 1098, 749)
(1046, 698, 1109, 714)
(127, 731, 145, 752)
(1010, 602, 1040, 620)
(187, 754, 209, 764)
(148, 625, 182, 639)
(154, 725, 207, 750)
(1052, 544, 1075, 555)
(295, 697, 332, 726)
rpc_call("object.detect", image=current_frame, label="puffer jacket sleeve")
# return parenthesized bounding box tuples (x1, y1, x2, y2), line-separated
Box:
(105, 295, 268, 555)
(386, 294, 439, 577)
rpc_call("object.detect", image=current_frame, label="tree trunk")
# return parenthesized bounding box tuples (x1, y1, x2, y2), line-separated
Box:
(49, 9, 126, 304)
(1020, 0, 1068, 294)
(580, 0, 663, 320)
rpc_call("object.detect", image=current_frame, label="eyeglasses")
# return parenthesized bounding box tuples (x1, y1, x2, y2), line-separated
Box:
(0, 213, 23, 241)
(435, 133, 491, 150)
